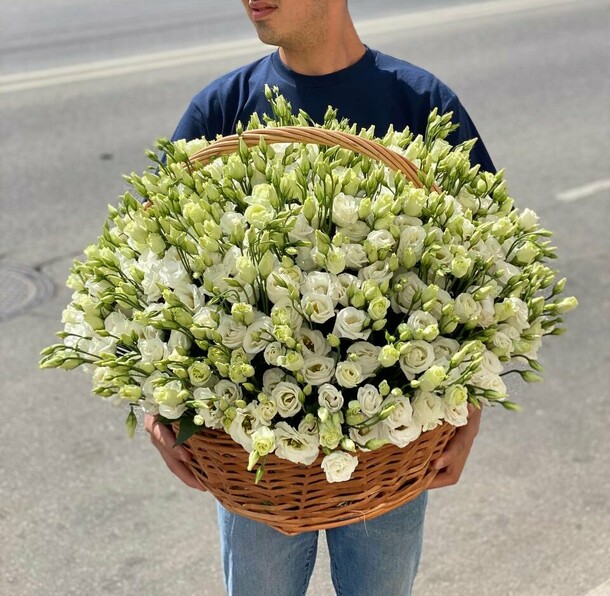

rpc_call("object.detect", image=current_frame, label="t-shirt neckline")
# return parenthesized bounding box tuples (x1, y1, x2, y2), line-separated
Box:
(270, 47, 376, 88)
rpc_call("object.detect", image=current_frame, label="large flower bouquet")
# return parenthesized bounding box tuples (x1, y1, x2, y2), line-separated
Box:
(41, 88, 576, 485)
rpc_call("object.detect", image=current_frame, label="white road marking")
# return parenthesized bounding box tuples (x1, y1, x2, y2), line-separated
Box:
(584, 577, 610, 596)
(0, 0, 597, 94)
(556, 179, 610, 202)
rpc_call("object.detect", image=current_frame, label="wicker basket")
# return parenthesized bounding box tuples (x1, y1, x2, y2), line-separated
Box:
(176, 422, 455, 536)
(171, 126, 455, 536)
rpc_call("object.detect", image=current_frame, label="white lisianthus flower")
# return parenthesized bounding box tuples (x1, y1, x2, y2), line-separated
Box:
(491, 261, 522, 286)
(356, 384, 382, 417)
(192, 306, 220, 329)
(103, 311, 130, 336)
(141, 371, 165, 399)
(515, 241, 539, 265)
(504, 297, 530, 332)
(382, 395, 413, 428)
(271, 382, 304, 418)
(301, 293, 335, 324)
(288, 213, 315, 242)
(481, 349, 503, 374)
(153, 380, 188, 420)
(300, 272, 341, 304)
(264, 341, 286, 366)
(398, 225, 426, 257)
(340, 221, 371, 242)
(358, 260, 393, 285)
(333, 307, 371, 341)
(471, 236, 502, 261)
(318, 412, 344, 450)
(262, 368, 286, 393)
(368, 296, 391, 321)
(488, 329, 513, 358)
(378, 342, 401, 367)
(168, 330, 192, 352)
(217, 315, 248, 349)
(318, 384, 344, 413)
(478, 297, 496, 328)
(349, 424, 384, 450)
(443, 384, 469, 426)
(407, 310, 439, 332)
(256, 397, 278, 425)
(301, 356, 335, 386)
(380, 421, 422, 448)
(274, 422, 319, 465)
(243, 316, 274, 355)
(138, 337, 167, 363)
(87, 335, 118, 357)
(347, 342, 381, 377)
(244, 202, 276, 229)
(412, 391, 444, 431)
(417, 365, 447, 392)
(235, 255, 257, 285)
(470, 371, 507, 396)
(220, 211, 245, 236)
(343, 243, 368, 269)
(498, 323, 521, 344)
(214, 380, 242, 405)
(321, 451, 359, 483)
(367, 230, 396, 252)
(229, 404, 262, 452)
(195, 403, 224, 429)
(296, 327, 331, 357)
(391, 272, 427, 313)
(454, 293, 482, 323)
(332, 193, 360, 228)
(158, 247, 191, 289)
(188, 361, 212, 387)
(202, 263, 231, 298)
(335, 361, 363, 388)
(266, 272, 297, 304)
(271, 298, 303, 330)
(399, 340, 436, 379)
(336, 273, 360, 306)
(295, 246, 317, 271)
(326, 248, 346, 275)
(277, 349, 305, 372)
(432, 337, 460, 366)
(251, 426, 277, 456)
(518, 208, 539, 231)
(299, 413, 319, 436)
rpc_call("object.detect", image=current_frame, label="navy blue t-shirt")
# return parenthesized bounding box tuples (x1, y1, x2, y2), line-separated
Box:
(172, 47, 495, 172)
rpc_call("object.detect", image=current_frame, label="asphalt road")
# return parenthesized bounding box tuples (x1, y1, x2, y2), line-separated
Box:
(1, 1, 609, 595)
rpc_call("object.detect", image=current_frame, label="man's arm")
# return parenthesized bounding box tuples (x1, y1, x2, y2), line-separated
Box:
(429, 405, 482, 489)
(144, 414, 205, 491)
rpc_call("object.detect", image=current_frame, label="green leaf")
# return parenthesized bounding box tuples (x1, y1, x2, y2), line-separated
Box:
(174, 416, 201, 446)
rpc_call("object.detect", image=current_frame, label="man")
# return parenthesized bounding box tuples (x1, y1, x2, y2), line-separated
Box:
(146, 1, 487, 594)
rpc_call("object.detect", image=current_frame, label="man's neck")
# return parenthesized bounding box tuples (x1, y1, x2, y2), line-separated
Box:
(278, 20, 365, 76)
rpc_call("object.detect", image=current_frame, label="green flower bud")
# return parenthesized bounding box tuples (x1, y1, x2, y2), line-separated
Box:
(520, 370, 543, 383)
(125, 409, 138, 439)
(555, 296, 578, 314)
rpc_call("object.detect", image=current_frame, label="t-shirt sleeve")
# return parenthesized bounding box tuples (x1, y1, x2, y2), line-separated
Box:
(170, 101, 211, 142)
(442, 94, 496, 174)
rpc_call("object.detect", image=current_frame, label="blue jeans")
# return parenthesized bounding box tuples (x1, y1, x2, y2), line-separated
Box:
(217, 491, 427, 596)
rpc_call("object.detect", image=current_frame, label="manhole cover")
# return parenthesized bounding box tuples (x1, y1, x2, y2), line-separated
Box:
(0, 263, 55, 321)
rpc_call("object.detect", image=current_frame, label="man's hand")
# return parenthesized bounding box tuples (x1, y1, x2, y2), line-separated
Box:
(429, 404, 482, 489)
(144, 414, 205, 491)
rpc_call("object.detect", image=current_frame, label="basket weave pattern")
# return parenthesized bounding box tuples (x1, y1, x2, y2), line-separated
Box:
(177, 423, 455, 535)
(171, 127, 455, 535)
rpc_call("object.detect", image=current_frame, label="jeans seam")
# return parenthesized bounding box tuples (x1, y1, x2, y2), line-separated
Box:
(330, 549, 342, 596)
(299, 538, 318, 596)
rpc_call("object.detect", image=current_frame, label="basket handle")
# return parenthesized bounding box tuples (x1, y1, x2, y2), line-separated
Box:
(188, 125, 437, 191)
